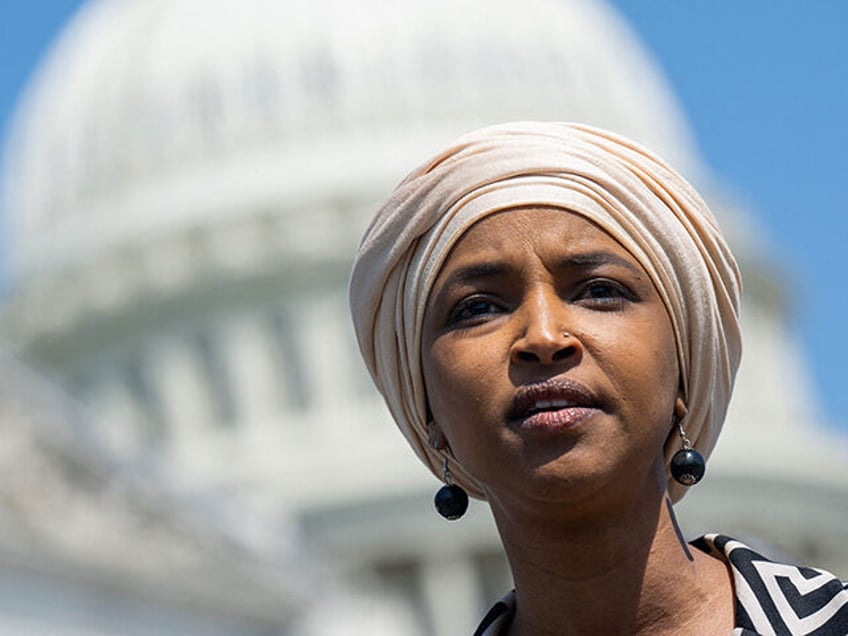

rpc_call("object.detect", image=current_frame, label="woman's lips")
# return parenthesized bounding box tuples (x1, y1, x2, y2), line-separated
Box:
(508, 377, 601, 431)
(518, 406, 598, 431)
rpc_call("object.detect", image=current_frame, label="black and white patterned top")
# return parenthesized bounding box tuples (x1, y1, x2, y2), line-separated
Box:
(474, 534, 848, 635)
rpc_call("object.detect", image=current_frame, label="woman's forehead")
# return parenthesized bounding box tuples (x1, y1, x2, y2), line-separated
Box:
(436, 206, 640, 274)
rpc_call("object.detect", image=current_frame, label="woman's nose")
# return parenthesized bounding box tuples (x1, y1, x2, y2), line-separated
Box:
(510, 289, 581, 365)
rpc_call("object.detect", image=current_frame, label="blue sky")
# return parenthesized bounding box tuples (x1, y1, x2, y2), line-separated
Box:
(610, 1, 848, 431)
(1, 1, 847, 429)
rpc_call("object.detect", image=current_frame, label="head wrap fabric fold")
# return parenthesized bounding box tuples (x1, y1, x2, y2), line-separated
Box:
(349, 122, 742, 503)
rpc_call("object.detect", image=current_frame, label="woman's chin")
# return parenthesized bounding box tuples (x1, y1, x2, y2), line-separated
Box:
(485, 455, 664, 519)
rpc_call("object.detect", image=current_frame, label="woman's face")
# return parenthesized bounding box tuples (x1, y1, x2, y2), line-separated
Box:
(421, 207, 680, 512)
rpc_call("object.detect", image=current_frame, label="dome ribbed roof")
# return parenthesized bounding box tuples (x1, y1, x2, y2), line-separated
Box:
(2, 0, 697, 284)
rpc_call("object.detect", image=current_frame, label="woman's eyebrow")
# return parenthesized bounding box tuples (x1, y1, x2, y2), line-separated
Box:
(558, 251, 642, 275)
(439, 251, 641, 293)
(443, 262, 509, 287)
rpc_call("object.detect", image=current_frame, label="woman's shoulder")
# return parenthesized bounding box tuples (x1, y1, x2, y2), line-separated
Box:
(692, 533, 848, 635)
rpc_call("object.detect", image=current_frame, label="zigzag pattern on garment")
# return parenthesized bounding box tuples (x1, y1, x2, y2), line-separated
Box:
(703, 533, 848, 636)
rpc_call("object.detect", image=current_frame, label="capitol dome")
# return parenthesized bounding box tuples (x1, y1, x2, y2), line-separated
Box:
(2, 0, 698, 290)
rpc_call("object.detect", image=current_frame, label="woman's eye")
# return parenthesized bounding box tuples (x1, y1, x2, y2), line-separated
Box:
(448, 297, 502, 325)
(577, 280, 634, 306)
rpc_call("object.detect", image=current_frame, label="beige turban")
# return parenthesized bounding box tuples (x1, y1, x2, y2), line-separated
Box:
(349, 121, 742, 503)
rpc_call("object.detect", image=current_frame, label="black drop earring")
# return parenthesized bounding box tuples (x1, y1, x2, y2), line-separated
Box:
(434, 457, 468, 520)
(670, 417, 706, 486)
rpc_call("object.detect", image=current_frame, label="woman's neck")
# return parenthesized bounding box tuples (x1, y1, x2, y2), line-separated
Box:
(490, 487, 734, 636)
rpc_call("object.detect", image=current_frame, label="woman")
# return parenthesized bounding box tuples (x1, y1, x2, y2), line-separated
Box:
(349, 122, 848, 635)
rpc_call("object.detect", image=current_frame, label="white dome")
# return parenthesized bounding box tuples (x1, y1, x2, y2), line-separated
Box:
(2, 0, 698, 285)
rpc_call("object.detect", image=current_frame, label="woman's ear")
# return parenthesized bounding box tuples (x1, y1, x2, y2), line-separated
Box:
(427, 420, 449, 451)
(673, 396, 688, 422)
